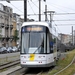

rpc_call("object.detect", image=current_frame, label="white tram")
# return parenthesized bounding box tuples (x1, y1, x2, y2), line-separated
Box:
(20, 21, 59, 67)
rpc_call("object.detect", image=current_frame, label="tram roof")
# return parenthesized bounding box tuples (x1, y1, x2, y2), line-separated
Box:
(22, 21, 51, 29)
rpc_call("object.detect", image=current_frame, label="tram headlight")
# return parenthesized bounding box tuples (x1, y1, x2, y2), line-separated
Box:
(38, 56, 45, 58)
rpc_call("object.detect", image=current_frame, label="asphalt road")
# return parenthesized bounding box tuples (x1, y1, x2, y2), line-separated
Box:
(0, 52, 20, 58)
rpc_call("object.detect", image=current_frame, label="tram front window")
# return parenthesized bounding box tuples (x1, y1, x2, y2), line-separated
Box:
(21, 32, 46, 54)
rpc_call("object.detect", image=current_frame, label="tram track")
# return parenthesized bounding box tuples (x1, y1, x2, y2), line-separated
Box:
(0, 60, 20, 71)
(0, 65, 55, 75)
(22, 67, 54, 75)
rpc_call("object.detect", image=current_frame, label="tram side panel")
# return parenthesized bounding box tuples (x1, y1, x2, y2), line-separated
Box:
(46, 30, 57, 66)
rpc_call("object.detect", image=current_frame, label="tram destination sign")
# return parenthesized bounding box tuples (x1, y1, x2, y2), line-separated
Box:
(22, 26, 46, 32)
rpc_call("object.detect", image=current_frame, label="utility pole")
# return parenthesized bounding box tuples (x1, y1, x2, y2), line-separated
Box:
(24, 0, 27, 22)
(39, 0, 46, 21)
(44, 4, 47, 21)
(46, 11, 55, 27)
(74, 30, 75, 45)
(72, 26, 74, 45)
(39, 0, 41, 21)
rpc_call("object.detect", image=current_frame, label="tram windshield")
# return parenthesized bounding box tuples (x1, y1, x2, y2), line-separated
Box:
(21, 26, 46, 54)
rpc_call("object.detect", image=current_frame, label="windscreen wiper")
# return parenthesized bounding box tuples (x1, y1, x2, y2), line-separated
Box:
(33, 45, 42, 54)
(33, 39, 44, 54)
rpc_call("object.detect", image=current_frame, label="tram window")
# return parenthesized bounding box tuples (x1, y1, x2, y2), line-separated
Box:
(50, 40, 53, 53)
(21, 32, 46, 54)
(21, 25, 47, 54)
(50, 44, 53, 53)
(47, 30, 53, 53)
(21, 33, 29, 53)
(52, 35, 57, 53)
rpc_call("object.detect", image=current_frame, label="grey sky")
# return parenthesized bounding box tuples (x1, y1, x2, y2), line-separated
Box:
(0, 0, 75, 34)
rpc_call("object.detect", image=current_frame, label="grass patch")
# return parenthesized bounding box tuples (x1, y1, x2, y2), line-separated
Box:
(0, 55, 20, 65)
(57, 63, 75, 75)
(42, 49, 75, 75)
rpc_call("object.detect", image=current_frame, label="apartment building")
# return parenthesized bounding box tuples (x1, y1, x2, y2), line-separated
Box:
(12, 13, 24, 46)
(0, 3, 34, 47)
(0, 3, 13, 47)
(58, 33, 72, 45)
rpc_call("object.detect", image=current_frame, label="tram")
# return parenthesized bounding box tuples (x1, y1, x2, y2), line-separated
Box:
(20, 21, 59, 67)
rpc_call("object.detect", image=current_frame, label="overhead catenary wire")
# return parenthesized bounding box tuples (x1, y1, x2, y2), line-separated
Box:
(47, 1, 75, 12)
(28, 1, 38, 15)
(8, 0, 46, 20)
(7, 0, 75, 18)
(53, 19, 75, 21)
(46, 2, 75, 23)
(27, 0, 38, 13)
(9, 2, 23, 13)
(54, 24, 75, 26)
(5, 0, 75, 26)
(28, 0, 48, 21)
(46, 2, 68, 13)
(28, 0, 37, 19)
(53, 21, 63, 33)
(30, 0, 39, 9)
(23, 13, 75, 16)
(30, 0, 46, 15)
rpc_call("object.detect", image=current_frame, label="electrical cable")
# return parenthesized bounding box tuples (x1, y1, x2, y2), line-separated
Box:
(44, 1, 75, 21)
(28, 0, 38, 20)
(47, 1, 75, 12)
(54, 24, 75, 26)
(30, 0, 39, 8)
(53, 19, 75, 21)
(9, 2, 23, 13)
(53, 21, 63, 33)
(24, 12, 75, 17)
(28, 0, 36, 15)
(46, 2, 68, 13)
(30, 0, 46, 14)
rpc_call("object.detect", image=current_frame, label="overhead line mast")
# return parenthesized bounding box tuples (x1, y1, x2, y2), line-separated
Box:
(24, 0, 27, 22)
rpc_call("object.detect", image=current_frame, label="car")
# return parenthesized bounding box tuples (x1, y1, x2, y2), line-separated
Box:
(7, 47, 13, 53)
(12, 46, 17, 52)
(0, 47, 2, 54)
(0, 47, 7, 53)
(17, 46, 20, 52)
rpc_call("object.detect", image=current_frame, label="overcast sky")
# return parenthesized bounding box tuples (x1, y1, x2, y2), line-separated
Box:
(0, 0, 75, 34)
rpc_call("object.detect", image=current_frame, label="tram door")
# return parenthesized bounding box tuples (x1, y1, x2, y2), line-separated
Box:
(46, 31, 54, 64)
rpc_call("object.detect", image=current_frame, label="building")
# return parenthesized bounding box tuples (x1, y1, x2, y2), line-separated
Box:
(0, 3, 13, 47)
(0, 3, 34, 47)
(12, 13, 24, 46)
(58, 33, 72, 45)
